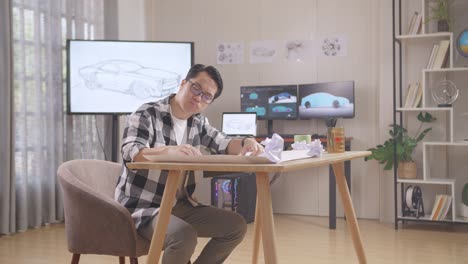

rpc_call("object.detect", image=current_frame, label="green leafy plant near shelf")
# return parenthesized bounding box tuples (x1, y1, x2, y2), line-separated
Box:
(462, 183, 468, 206)
(425, 0, 454, 32)
(365, 112, 436, 170)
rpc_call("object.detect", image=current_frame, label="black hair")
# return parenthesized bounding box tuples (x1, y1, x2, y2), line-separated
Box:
(185, 64, 223, 100)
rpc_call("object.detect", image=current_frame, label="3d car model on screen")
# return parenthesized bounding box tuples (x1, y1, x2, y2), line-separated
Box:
(272, 105, 293, 112)
(249, 92, 259, 100)
(79, 60, 181, 99)
(245, 106, 266, 116)
(301, 92, 350, 108)
(269, 92, 296, 103)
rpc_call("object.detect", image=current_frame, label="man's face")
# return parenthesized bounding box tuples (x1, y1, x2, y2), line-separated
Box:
(178, 71, 218, 115)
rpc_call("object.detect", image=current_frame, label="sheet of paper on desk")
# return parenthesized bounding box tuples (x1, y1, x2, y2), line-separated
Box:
(143, 150, 313, 164)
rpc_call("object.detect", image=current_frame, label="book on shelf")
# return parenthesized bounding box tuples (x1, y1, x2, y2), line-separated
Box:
(403, 82, 420, 108)
(431, 40, 450, 69)
(412, 13, 422, 35)
(439, 195, 452, 220)
(430, 195, 445, 220)
(412, 82, 422, 108)
(407, 12, 422, 35)
(426, 44, 439, 69)
(430, 194, 452, 221)
(407, 12, 417, 35)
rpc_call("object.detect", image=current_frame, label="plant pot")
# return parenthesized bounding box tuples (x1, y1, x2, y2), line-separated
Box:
(437, 20, 449, 32)
(460, 203, 468, 219)
(398, 161, 417, 179)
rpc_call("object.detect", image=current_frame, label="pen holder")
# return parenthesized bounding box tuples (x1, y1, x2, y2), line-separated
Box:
(327, 127, 345, 153)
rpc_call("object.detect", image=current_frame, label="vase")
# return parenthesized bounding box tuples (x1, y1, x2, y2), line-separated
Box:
(437, 20, 449, 32)
(397, 161, 417, 179)
(460, 203, 468, 219)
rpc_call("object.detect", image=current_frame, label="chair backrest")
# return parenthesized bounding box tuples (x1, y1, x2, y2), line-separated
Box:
(58, 159, 122, 198)
(57, 159, 149, 257)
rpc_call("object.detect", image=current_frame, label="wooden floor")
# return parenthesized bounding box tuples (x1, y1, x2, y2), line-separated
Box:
(1, 214, 468, 264)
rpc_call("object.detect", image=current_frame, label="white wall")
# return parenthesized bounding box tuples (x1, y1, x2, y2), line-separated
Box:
(118, 0, 396, 220)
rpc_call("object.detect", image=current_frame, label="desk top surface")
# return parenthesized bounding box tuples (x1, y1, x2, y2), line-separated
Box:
(127, 151, 370, 173)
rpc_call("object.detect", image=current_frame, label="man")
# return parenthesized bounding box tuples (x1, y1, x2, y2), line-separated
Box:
(115, 64, 264, 264)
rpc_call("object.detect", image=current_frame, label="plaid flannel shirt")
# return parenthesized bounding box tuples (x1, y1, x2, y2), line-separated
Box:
(115, 94, 231, 229)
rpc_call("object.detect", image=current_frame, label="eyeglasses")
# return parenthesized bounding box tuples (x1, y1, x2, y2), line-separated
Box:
(188, 80, 214, 104)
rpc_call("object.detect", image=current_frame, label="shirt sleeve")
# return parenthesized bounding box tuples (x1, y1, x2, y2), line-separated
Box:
(199, 116, 232, 154)
(121, 110, 154, 162)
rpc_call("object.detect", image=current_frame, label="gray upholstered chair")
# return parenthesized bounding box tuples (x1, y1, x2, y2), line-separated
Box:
(58, 159, 149, 264)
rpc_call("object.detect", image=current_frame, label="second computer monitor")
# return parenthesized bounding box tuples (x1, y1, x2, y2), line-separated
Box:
(298, 81, 355, 119)
(240, 85, 298, 120)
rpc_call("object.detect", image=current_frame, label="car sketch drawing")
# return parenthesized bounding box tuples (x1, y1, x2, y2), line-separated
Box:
(226, 119, 255, 131)
(252, 46, 276, 57)
(79, 60, 181, 99)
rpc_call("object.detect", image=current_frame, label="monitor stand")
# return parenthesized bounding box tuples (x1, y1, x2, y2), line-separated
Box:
(325, 118, 337, 128)
(111, 114, 119, 162)
(267, 120, 274, 137)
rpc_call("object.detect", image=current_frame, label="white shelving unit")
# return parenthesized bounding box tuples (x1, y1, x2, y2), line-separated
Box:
(393, 0, 468, 227)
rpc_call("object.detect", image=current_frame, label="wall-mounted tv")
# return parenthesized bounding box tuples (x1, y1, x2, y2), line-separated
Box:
(67, 40, 194, 114)
(240, 85, 298, 120)
(298, 81, 355, 119)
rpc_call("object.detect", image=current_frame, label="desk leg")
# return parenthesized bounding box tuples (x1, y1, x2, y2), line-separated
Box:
(252, 196, 261, 264)
(329, 160, 351, 229)
(332, 162, 367, 264)
(254, 172, 278, 264)
(145, 170, 183, 264)
(329, 165, 337, 230)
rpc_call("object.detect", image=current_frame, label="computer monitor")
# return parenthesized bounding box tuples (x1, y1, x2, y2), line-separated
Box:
(240, 85, 298, 120)
(221, 112, 257, 136)
(298, 81, 355, 119)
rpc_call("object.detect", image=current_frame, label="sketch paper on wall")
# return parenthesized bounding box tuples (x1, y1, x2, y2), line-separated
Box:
(250, 40, 278, 64)
(319, 35, 348, 57)
(217, 42, 244, 64)
(284, 40, 313, 62)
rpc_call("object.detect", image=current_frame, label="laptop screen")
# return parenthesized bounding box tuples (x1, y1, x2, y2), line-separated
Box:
(221, 112, 257, 136)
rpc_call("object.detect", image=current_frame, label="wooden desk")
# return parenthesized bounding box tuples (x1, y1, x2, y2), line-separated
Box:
(255, 136, 354, 229)
(128, 151, 371, 264)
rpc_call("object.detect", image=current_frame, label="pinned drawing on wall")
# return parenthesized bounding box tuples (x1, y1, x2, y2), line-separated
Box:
(249, 40, 278, 64)
(319, 35, 348, 57)
(284, 39, 313, 62)
(217, 42, 244, 64)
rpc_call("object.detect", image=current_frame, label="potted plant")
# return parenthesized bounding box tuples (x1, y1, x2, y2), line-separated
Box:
(461, 183, 468, 219)
(426, 0, 454, 32)
(365, 112, 436, 179)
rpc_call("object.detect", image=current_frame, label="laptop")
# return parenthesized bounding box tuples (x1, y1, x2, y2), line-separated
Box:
(221, 112, 257, 136)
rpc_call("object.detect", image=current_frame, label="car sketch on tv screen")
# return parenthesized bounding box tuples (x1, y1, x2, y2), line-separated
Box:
(68, 40, 193, 114)
(79, 60, 181, 99)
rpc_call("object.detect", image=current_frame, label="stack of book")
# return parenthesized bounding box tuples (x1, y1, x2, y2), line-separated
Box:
(426, 40, 450, 69)
(407, 12, 422, 35)
(430, 194, 452, 221)
(403, 82, 422, 108)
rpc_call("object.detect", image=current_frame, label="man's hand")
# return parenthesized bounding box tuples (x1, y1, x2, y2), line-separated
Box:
(240, 138, 264, 156)
(167, 144, 202, 156)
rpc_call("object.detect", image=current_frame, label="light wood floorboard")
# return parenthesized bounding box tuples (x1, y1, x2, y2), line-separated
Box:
(1, 214, 468, 263)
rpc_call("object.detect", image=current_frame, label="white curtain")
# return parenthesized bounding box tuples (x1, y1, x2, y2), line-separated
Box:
(3, 0, 106, 234)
